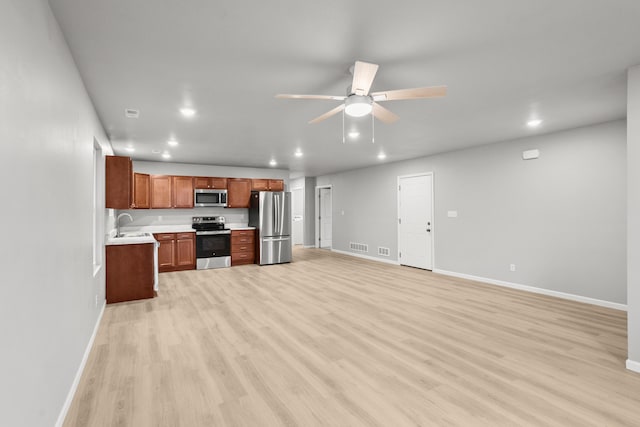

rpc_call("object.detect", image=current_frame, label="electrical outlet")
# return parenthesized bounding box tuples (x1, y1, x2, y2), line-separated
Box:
(509, 264, 516, 272)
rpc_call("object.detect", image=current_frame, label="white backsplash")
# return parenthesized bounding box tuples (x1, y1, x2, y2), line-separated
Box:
(120, 207, 249, 227)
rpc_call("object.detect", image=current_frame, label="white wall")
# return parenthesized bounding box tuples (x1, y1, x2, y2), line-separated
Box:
(628, 66, 640, 369)
(133, 160, 289, 181)
(316, 120, 626, 305)
(0, 1, 110, 425)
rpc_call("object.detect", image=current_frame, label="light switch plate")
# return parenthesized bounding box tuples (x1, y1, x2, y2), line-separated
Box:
(447, 210, 458, 218)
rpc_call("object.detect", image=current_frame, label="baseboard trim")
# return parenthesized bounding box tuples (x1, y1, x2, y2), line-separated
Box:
(303, 245, 315, 249)
(432, 268, 626, 311)
(55, 301, 106, 427)
(627, 359, 640, 373)
(331, 249, 401, 266)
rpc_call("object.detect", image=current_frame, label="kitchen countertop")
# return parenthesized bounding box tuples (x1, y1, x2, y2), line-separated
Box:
(226, 224, 256, 230)
(106, 232, 157, 246)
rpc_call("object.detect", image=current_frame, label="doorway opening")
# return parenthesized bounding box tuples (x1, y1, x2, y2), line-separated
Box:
(315, 185, 332, 249)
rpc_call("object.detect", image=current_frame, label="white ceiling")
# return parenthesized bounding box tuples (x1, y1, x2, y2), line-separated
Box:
(49, 0, 640, 176)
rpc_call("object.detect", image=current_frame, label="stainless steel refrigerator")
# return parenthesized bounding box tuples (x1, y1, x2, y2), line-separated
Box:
(249, 191, 292, 265)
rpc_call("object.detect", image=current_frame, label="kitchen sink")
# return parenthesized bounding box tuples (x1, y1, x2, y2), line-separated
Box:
(116, 232, 151, 238)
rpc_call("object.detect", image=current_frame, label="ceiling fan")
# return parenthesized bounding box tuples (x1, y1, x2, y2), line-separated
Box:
(276, 60, 447, 124)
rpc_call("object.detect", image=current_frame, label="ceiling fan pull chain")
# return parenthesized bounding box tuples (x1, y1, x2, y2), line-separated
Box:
(342, 109, 346, 143)
(371, 110, 375, 143)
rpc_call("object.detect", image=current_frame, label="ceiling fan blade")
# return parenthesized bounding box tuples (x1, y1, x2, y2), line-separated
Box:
(371, 85, 447, 101)
(351, 61, 379, 96)
(276, 94, 346, 100)
(372, 102, 399, 124)
(309, 104, 345, 124)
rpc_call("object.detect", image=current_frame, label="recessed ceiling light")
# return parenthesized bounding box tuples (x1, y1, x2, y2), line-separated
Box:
(294, 149, 303, 157)
(269, 159, 277, 167)
(348, 131, 360, 139)
(180, 107, 196, 117)
(527, 119, 542, 128)
(162, 152, 171, 159)
(124, 146, 135, 152)
(377, 152, 387, 160)
(167, 139, 179, 146)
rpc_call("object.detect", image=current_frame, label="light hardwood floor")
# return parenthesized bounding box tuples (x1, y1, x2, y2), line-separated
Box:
(64, 247, 640, 426)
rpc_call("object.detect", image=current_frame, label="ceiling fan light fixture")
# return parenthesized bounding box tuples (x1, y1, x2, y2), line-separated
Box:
(180, 107, 196, 118)
(344, 95, 373, 117)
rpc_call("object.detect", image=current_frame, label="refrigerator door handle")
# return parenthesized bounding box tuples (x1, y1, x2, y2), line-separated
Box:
(272, 194, 277, 235)
(263, 237, 290, 242)
(275, 193, 280, 235)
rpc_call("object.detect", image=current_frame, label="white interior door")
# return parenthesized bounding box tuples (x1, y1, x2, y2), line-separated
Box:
(291, 187, 304, 245)
(319, 187, 332, 249)
(398, 174, 433, 270)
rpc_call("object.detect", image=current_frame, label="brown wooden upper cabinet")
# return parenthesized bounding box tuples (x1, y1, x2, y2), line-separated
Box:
(251, 179, 284, 191)
(132, 173, 150, 209)
(194, 177, 228, 189)
(150, 175, 194, 208)
(105, 155, 132, 209)
(268, 179, 284, 191)
(150, 175, 172, 208)
(227, 178, 252, 208)
(173, 176, 194, 208)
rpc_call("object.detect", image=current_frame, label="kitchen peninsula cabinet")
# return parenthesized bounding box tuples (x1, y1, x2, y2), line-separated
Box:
(150, 175, 194, 208)
(194, 177, 227, 189)
(106, 155, 132, 209)
(251, 179, 284, 191)
(132, 173, 150, 209)
(231, 229, 255, 265)
(106, 243, 154, 303)
(227, 178, 252, 208)
(154, 232, 195, 272)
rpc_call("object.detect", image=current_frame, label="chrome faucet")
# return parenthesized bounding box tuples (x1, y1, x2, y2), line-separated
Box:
(116, 212, 133, 237)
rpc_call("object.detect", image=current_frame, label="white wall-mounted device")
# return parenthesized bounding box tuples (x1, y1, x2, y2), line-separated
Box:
(522, 149, 540, 160)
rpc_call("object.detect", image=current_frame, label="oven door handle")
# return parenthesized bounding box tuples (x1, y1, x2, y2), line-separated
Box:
(196, 230, 231, 235)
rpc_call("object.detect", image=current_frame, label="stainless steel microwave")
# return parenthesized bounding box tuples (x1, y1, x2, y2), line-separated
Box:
(194, 189, 227, 207)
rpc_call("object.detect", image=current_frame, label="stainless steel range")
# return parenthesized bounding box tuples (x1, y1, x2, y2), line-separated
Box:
(192, 216, 231, 269)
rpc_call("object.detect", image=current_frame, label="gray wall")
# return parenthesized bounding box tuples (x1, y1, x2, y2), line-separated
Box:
(304, 177, 317, 246)
(317, 120, 626, 304)
(628, 66, 640, 364)
(0, 1, 110, 425)
(133, 160, 289, 181)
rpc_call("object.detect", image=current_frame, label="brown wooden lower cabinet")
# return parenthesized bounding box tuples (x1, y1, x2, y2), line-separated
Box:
(154, 232, 196, 272)
(106, 243, 155, 303)
(231, 229, 255, 266)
